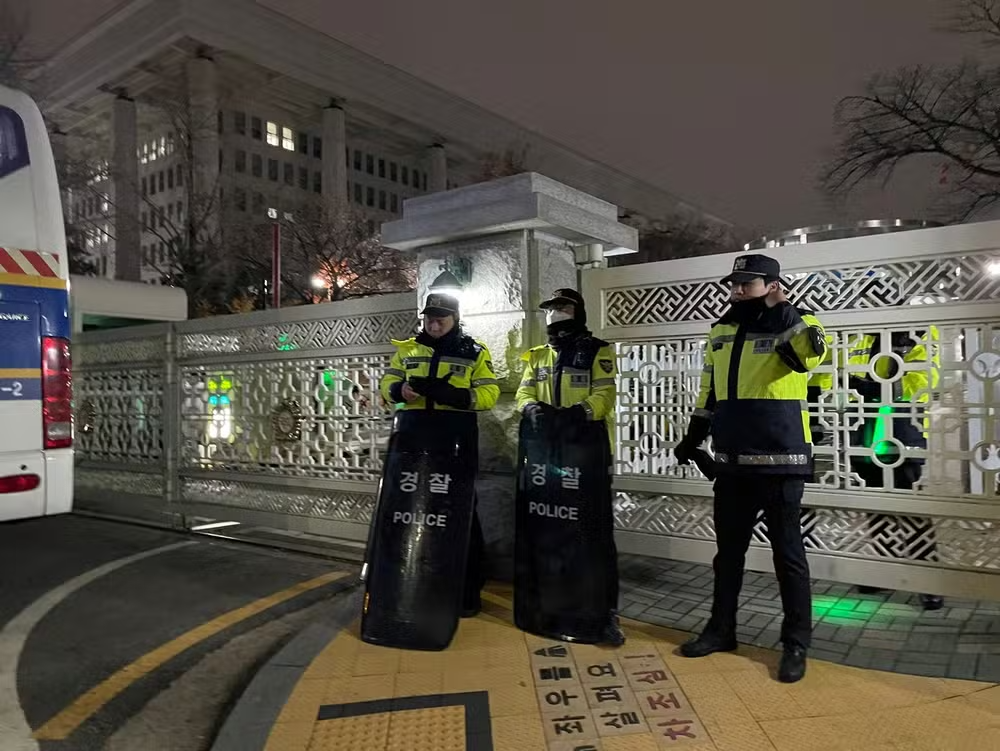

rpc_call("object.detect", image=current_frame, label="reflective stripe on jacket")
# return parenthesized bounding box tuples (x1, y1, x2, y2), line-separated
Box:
(379, 336, 500, 411)
(696, 302, 827, 474)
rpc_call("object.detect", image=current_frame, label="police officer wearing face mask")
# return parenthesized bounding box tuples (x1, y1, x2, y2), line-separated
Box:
(674, 255, 827, 683)
(515, 288, 624, 645)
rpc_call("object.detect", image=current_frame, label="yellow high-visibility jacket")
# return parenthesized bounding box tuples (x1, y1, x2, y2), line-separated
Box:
(379, 334, 500, 412)
(515, 337, 617, 446)
(695, 302, 827, 474)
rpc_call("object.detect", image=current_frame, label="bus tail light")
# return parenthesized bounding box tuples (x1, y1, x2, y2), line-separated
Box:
(42, 336, 72, 449)
(0, 474, 41, 493)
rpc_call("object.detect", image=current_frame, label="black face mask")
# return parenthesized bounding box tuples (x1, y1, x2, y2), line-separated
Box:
(728, 295, 769, 323)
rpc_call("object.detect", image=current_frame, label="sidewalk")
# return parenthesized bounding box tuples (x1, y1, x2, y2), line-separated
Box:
(216, 583, 1000, 751)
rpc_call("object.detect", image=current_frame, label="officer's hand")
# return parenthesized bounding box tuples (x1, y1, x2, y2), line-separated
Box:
(561, 404, 588, 428)
(674, 436, 698, 465)
(401, 382, 420, 402)
(765, 284, 788, 307)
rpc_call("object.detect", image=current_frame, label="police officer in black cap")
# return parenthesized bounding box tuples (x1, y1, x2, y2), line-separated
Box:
(674, 254, 828, 683)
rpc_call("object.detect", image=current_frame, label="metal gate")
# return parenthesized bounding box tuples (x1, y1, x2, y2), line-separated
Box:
(73, 292, 415, 547)
(584, 221, 1000, 600)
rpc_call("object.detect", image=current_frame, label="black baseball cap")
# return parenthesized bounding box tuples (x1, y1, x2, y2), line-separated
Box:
(420, 292, 460, 317)
(539, 288, 585, 310)
(721, 254, 782, 285)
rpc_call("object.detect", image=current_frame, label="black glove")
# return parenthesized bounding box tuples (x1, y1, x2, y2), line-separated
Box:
(675, 414, 711, 465)
(418, 373, 472, 410)
(523, 402, 555, 428)
(558, 404, 589, 429)
(406, 375, 434, 396)
(848, 375, 881, 400)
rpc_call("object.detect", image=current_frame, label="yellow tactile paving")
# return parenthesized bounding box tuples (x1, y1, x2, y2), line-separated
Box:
(264, 583, 1000, 751)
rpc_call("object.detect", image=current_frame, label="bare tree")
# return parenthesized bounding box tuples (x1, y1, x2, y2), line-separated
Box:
(474, 144, 529, 183)
(944, 0, 1000, 42)
(823, 0, 1000, 220)
(238, 198, 414, 306)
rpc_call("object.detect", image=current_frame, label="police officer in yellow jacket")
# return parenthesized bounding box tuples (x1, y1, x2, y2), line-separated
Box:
(515, 288, 624, 645)
(844, 327, 943, 610)
(675, 254, 827, 683)
(379, 292, 500, 616)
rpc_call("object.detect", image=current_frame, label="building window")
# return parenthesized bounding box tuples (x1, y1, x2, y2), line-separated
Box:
(176, 201, 183, 221)
(366, 186, 374, 206)
(299, 167, 308, 190)
(235, 112, 246, 135)
(251, 116, 262, 140)
(217, 111, 224, 134)
(282, 127, 294, 151)
(218, 149, 224, 170)
(158, 171, 165, 192)
(378, 158, 386, 178)
(366, 154, 374, 175)
(167, 203, 174, 220)
(313, 172, 322, 194)
(298, 132, 308, 155)
(268, 158, 278, 181)
(252, 153, 262, 177)
(167, 168, 175, 190)
(353, 150, 362, 171)
(266, 121, 279, 147)
(253, 192, 264, 214)
(422, 172, 428, 191)
(177, 165, 184, 186)
(313, 136, 322, 159)
(150, 177, 157, 196)
(402, 166, 409, 186)
(236, 188, 247, 212)
(236, 149, 247, 173)
(141, 177, 148, 196)
(390, 162, 398, 182)
(390, 193, 399, 213)
(378, 190, 386, 210)
(284, 162, 294, 185)
(354, 182, 362, 204)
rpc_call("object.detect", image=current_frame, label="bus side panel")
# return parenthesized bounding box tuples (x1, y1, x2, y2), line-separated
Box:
(45, 449, 73, 516)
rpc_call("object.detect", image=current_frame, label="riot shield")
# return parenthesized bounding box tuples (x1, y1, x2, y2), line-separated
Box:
(361, 410, 478, 651)
(514, 414, 615, 643)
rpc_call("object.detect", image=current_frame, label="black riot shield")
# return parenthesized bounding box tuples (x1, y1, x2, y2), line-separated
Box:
(514, 414, 616, 643)
(361, 410, 479, 651)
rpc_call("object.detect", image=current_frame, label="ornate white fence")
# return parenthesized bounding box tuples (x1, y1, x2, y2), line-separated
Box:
(584, 221, 1000, 599)
(73, 293, 416, 543)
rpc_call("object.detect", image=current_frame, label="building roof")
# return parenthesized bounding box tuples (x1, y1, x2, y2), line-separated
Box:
(34, 0, 730, 226)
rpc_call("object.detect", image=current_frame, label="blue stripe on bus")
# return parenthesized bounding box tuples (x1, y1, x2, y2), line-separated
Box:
(0, 377, 41, 401)
(0, 283, 70, 339)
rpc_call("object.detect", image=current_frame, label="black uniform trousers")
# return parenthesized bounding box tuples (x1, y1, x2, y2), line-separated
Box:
(707, 474, 812, 650)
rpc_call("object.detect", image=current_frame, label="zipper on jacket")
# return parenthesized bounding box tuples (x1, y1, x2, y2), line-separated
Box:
(727, 323, 748, 401)
(427, 348, 443, 410)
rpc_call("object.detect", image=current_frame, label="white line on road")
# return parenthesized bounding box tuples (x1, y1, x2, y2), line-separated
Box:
(0, 540, 198, 751)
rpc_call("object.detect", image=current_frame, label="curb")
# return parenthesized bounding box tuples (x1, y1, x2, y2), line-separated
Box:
(210, 585, 362, 751)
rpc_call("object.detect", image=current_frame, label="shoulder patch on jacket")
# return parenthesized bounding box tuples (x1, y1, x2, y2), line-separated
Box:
(599, 358, 614, 374)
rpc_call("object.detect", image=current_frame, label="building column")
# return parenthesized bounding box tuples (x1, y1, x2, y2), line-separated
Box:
(323, 102, 347, 203)
(186, 55, 220, 198)
(112, 94, 141, 281)
(427, 143, 447, 193)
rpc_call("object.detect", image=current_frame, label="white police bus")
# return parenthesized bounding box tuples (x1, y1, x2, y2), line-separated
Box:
(0, 84, 73, 521)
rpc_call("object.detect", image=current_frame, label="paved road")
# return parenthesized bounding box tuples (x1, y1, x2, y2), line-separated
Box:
(0, 515, 358, 751)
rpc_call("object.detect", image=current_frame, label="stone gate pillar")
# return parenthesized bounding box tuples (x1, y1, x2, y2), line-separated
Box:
(382, 173, 638, 580)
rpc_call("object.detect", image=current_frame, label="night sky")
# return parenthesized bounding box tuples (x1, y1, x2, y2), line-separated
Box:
(26, 0, 973, 236)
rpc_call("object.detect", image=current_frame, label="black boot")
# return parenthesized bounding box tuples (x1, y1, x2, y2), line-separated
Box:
(461, 596, 481, 618)
(919, 594, 944, 611)
(778, 646, 807, 683)
(601, 613, 626, 647)
(680, 632, 737, 658)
